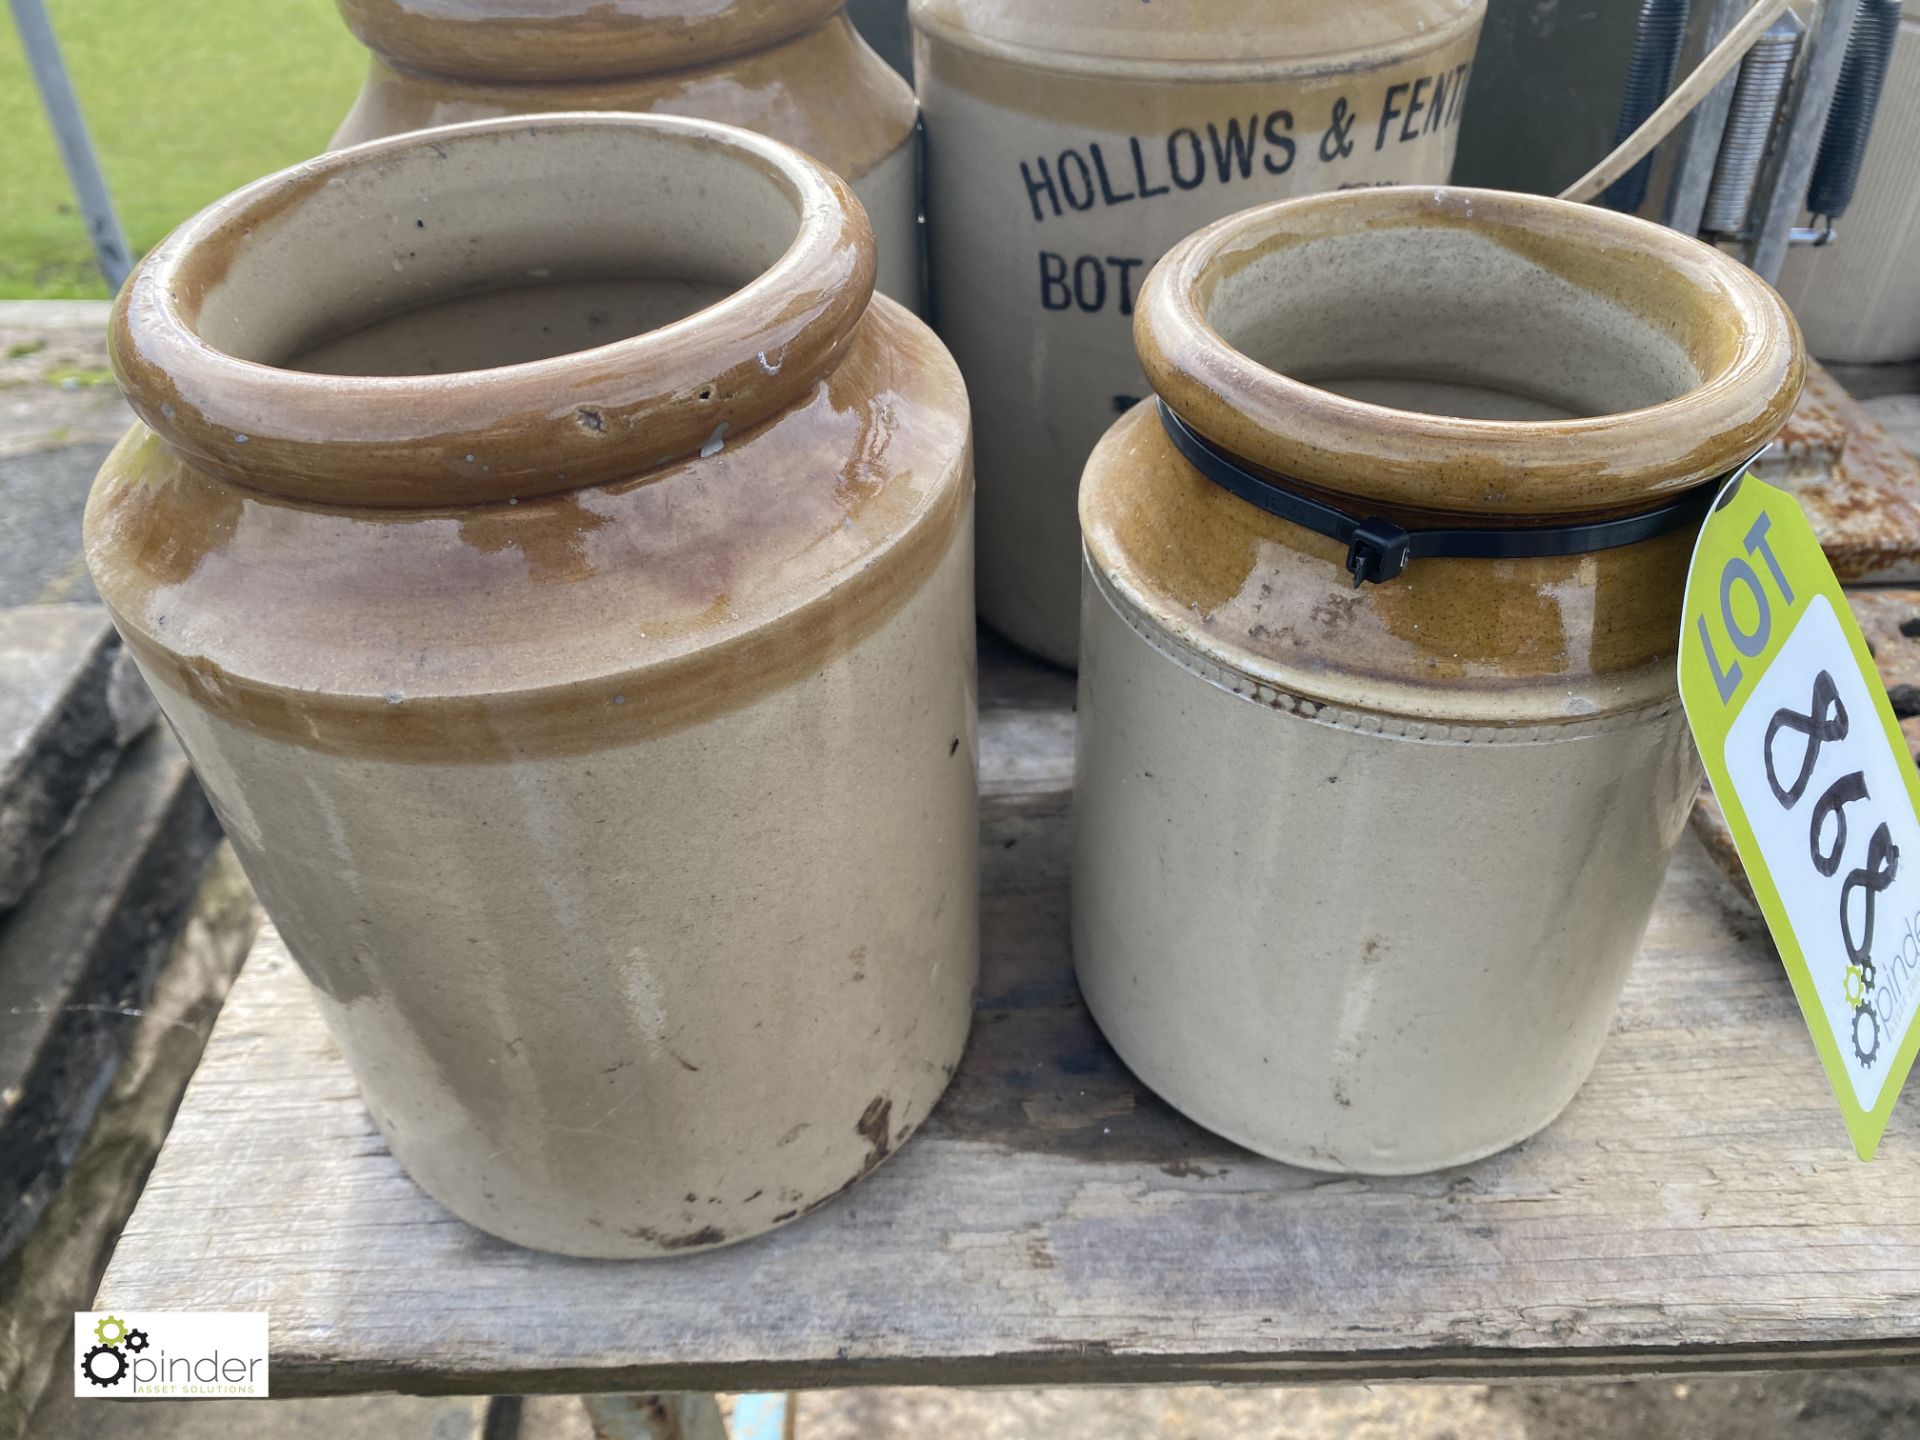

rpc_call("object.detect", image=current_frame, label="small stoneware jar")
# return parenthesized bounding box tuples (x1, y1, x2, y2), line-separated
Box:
(910, 0, 1487, 666)
(1075, 187, 1803, 1174)
(84, 114, 977, 1256)
(331, 0, 924, 309)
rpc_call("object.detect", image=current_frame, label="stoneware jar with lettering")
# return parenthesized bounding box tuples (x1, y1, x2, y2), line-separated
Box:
(331, 0, 924, 309)
(911, 0, 1486, 666)
(84, 114, 977, 1256)
(1075, 187, 1803, 1173)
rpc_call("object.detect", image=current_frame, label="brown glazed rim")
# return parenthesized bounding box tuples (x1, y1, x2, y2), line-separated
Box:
(908, 0, 1484, 81)
(1135, 186, 1805, 519)
(110, 112, 876, 509)
(336, 0, 846, 82)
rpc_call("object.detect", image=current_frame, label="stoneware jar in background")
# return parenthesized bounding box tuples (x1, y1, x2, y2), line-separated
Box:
(1075, 187, 1803, 1173)
(911, 0, 1487, 666)
(84, 114, 977, 1257)
(331, 0, 924, 309)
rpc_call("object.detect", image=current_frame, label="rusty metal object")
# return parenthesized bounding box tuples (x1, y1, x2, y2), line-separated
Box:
(1753, 358, 1920, 582)
(1690, 586, 1920, 902)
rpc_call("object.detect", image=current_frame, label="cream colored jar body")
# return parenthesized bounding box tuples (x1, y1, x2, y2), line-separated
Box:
(148, 528, 975, 1253)
(911, 0, 1485, 665)
(85, 116, 975, 1256)
(1075, 555, 1694, 1172)
(1073, 188, 1802, 1172)
(332, 5, 924, 309)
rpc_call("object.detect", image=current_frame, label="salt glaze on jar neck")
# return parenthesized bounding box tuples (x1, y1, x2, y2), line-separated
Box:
(87, 114, 976, 1256)
(1100, 185, 1805, 724)
(1071, 186, 1803, 1175)
(333, 0, 922, 308)
(910, 0, 1486, 668)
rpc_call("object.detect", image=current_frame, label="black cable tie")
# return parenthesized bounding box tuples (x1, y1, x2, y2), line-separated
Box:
(1157, 400, 1731, 586)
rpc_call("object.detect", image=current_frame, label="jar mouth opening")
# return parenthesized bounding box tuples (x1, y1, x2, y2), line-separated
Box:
(1137, 187, 1803, 518)
(112, 113, 875, 508)
(193, 137, 799, 383)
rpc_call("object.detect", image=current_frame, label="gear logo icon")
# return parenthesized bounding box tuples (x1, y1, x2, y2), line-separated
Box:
(81, 1342, 127, 1387)
(1853, 1001, 1883, 1068)
(1844, 964, 1869, 1008)
(76, 1314, 152, 1392)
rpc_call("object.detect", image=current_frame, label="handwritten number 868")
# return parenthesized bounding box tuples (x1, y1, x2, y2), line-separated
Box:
(1766, 670, 1899, 972)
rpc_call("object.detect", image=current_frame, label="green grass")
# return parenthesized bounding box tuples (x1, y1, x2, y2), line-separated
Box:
(0, 0, 364, 297)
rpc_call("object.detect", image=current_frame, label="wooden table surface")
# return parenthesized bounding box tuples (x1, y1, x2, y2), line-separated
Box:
(97, 637, 1920, 1397)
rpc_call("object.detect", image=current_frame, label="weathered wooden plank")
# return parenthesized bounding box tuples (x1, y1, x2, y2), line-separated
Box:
(98, 647, 1920, 1395)
(977, 629, 1075, 798)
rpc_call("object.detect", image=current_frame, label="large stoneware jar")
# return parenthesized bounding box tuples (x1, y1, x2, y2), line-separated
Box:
(1075, 188, 1802, 1173)
(911, 0, 1487, 666)
(84, 114, 977, 1257)
(331, 0, 924, 309)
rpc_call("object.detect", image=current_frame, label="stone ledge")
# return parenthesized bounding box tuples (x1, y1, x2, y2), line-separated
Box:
(0, 846, 255, 1440)
(0, 606, 155, 911)
(0, 727, 220, 1260)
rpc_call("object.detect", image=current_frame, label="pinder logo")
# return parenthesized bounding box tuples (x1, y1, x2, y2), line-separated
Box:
(74, 1312, 268, 1397)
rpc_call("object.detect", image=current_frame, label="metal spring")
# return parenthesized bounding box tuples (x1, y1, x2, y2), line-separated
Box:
(1605, 0, 1693, 213)
(1702, 16, 1803, 237)
(1807, 0, 1903, 220)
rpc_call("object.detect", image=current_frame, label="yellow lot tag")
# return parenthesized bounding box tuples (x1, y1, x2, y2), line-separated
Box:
(1680, 470, 1920, 1159)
